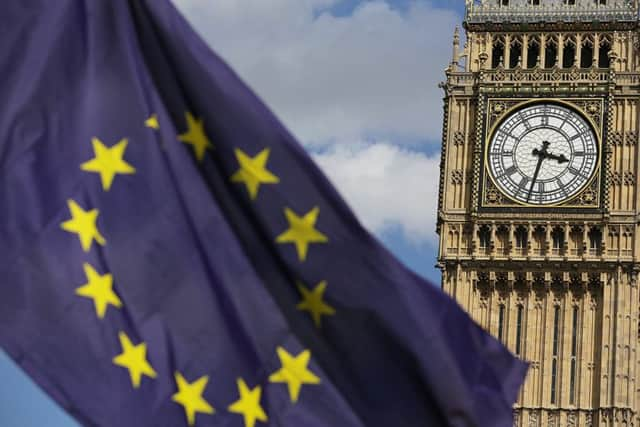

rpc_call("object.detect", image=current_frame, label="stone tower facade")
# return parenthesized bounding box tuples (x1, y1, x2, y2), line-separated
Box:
(437, 1, 640, 426)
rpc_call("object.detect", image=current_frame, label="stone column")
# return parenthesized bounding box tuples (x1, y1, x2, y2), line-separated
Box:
(540, 34, 547, 68)
(576, 33, 583, 68)
(558, 33, 565, 68)
(490, 222, 497, 257)
(504, 34, 512, 69)
(522, 34, 529, 68)
(593, 33, 600, 68)
(509, 222, 515, 257)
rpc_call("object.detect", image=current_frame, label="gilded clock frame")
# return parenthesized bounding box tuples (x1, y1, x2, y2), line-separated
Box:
(480, 97, 604, 211)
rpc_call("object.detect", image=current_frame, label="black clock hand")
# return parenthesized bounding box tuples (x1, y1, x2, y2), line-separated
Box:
(546, 152, 569, 164)
(526, 141, 550, 202)
(526, 155, 544, 202)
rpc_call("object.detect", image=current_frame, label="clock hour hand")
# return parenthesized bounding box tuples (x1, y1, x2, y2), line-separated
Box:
(532, 140, 568, 164)
(546, 152, 569, 164)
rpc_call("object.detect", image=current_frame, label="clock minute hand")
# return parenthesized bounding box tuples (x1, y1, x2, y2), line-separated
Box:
(526, 141, 550, 203)
(526, 155, 544, 203)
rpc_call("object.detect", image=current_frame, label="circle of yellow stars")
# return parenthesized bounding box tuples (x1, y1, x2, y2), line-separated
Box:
(59, 111, 335, 426)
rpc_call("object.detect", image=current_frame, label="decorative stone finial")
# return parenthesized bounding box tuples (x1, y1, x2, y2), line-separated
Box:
(450, 26, 461, 69)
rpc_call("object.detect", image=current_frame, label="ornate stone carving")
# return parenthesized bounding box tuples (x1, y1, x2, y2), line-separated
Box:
(466, 0, 638, 26)
(578, 188, 598, 205)
(486, 188, 503, 205)
(623, 171, 635, 186)
(552, 276, 567, 295)
(626, 130, 638, 146)
(453, 131, 466, 146)
(610, 130, 624, 146)
(574, 100, 602, 129)
(514, 274, 530, 298)
(496, 274, 511, 298)
(451, 169, 465, 185)
(528, 410, 539, 427)
(488, 99, 520, 128)
(476, 274, 492, 300)
(533, 275, 548, 300)
(610, 171, 623, 185)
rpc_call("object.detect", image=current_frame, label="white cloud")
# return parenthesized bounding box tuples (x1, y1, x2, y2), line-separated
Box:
(171, 0, 459, 145)
(312, 142, 440, 243)
(171, 0, 456, 244)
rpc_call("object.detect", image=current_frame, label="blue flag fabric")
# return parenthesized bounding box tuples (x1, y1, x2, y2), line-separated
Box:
(0, 1, 527, 426)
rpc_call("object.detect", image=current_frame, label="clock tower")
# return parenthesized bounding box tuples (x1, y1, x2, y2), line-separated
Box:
(437, 1, 640, 426)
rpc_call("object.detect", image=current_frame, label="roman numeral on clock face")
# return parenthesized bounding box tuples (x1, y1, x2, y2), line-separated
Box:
(569, 132, 587, 141)
(505, 165, 518, 176)
(518, 176, 529, 191)
(568, 166, 588, 179)
(557, 179, 569, 198)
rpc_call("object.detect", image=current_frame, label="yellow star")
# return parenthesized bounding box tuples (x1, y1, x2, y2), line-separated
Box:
(231, 148, 280, 200)
(296, 281, 335, 328)
(178, 112, 212, 161)
(269, 347, 320, 403)
(172, 372, 215, 426)
(60, 199, 106, 252)
(227, 378, 268, 427)
(275, 207, 328, 262)
(112, 331, 157, 388)
(75, 263, 121, 319)
(80, 137, 136, 191)
(145, 114, 159, 130)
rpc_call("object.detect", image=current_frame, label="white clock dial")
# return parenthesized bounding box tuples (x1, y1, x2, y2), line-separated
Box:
(487, 103, 599, 205)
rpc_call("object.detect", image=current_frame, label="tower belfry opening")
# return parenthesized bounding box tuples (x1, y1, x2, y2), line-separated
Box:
(439, 0, 640, 425)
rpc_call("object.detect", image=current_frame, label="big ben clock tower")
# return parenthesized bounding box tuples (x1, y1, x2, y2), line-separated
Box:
(437, 1, 640, 426)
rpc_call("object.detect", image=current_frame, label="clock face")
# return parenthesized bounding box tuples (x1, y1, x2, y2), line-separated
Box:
(487, 103, 599, 205)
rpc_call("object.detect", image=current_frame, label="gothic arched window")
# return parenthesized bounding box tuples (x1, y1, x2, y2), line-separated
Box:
(581, 35, 594, 68)
(588, 227, 602, 255)
(551, 305, 561, 404)
(563, 35, 576, 68)
(492, 35, 505, 68)
(510, 36, 522, 68)
(545, 36, 558, 68)
(599, 35, 611, 68)
(515, 226, 528, 255)
(569, 306, 579, 405)
(527, 36, 540, 68)
(515, 305, 524, 356)
(552, 227, 565, 255)
(478, 225, 491, 254)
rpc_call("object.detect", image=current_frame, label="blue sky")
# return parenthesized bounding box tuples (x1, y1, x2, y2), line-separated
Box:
(0, 1, 465, 425)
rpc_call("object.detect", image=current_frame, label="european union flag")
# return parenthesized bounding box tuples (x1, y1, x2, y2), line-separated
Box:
(0, 1, 527, 426)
